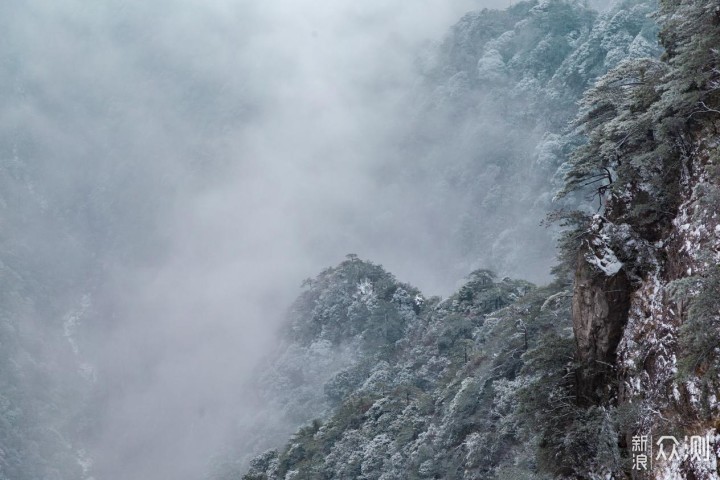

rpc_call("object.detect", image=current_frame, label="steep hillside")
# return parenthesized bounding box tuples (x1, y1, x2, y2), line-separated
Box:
(556, 0, 720, 477)
(241, 258, 569, 479)
(383, 0, 659, 282)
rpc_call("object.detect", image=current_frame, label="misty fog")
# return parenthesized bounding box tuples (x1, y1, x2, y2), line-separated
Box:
(1, 0, 558, 478)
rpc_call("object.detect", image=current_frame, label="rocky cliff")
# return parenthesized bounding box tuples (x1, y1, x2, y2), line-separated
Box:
(563, 0, 720, 477)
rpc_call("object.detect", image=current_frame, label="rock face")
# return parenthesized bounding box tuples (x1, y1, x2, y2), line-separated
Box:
(559, 0, 720, 472)
(613, 128, 720, 479)
(572, 251, 631, 405)
(565, 114, 720, 476)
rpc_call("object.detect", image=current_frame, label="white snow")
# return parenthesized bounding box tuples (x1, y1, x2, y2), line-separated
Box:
(586, 245, 624, 275)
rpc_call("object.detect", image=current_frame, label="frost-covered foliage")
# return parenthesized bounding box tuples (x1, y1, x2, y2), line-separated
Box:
(209, 257, 427, 477)
(259, 258, 424, 423)
(241, 262, 583, 479)
(384, 0, 661, 281)
(672, 267, 720, 379)
(287, 255, 422, 351)
(657, 0, 720, 120)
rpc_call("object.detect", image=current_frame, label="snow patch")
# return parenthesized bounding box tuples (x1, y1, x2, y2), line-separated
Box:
(586, 244, 624, 275)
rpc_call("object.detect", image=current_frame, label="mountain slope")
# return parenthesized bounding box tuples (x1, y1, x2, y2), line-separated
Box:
(557, 0, 720, 477)
(241, 259, 567, 480)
